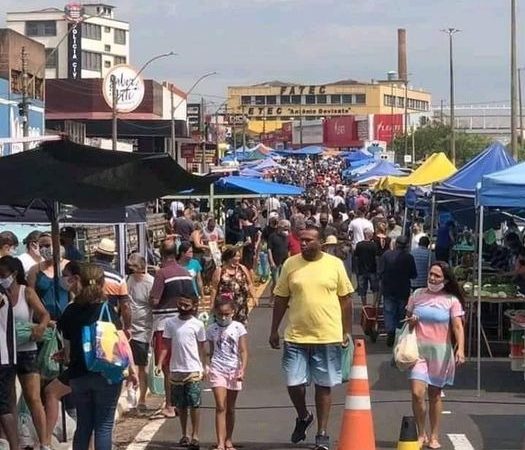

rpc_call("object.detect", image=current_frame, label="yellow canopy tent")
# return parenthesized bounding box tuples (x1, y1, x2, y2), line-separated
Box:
(377, 152, 456, 196)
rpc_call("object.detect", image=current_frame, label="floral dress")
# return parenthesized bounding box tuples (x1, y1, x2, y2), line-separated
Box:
(406, 288, 464, 388)
(218, 265, 250, 324)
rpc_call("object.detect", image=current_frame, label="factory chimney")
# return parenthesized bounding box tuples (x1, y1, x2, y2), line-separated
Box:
(398, 28, 408, 82)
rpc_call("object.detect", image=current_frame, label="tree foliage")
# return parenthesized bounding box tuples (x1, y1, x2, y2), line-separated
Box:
(390, 123, 492, 167)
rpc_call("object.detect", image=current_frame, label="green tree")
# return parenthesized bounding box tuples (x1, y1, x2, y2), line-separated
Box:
(390, 123, 491, 167)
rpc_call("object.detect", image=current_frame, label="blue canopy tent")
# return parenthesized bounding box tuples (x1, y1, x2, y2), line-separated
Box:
(252, 158, 284, 171)
(344, 148, 373, 162)
(239, 168, 264, 178)
(216, 176, 304, 196)
(277, 145, 324, 157)
(353, 160, 405, 183)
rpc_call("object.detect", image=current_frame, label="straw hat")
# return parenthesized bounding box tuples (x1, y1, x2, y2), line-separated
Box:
(96, 238, 117, 256)
(323, 235, 338, 246)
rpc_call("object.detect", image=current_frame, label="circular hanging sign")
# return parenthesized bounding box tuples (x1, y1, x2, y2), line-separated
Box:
(102, 64, 145, 113)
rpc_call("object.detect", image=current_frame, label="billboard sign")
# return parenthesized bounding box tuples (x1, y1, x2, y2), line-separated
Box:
(373, 114, 404, 143)
(102, 65, 145, 113)
(65, 3, 84, 80)
(323, 116, 358, 147)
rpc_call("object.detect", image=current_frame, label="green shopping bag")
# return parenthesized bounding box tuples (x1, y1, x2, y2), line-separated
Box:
(37, 328, 60, 380)
(148, 354, 165, 396)
(341, 338, 354, 382)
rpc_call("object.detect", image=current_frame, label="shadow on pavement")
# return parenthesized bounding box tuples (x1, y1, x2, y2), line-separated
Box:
(146, 443, 313, 450)
(454, 361, 525, 393)
(470, 414, 525, 449)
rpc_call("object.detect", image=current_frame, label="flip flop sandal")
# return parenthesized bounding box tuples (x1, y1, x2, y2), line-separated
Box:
(179, 437, 191, 447)
(188, 439, 200, 450)
(148, 409, 177, 420)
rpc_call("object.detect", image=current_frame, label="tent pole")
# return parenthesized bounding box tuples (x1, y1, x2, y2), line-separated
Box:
(477, 205, 484, 396)
(468, 209, 480, 360)
(210, 182, 215, 217)
(402, 202, 408, 235)
(116, 224, 126, 276)
(428, 192, 437, 269)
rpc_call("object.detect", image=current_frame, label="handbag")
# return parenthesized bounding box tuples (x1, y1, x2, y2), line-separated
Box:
(393, 323, 419, 371)
(82, 302, 130, 384)
(147, 354, 165, 396)
(37, 327, 60, 380)
(341, 338, 355, 382)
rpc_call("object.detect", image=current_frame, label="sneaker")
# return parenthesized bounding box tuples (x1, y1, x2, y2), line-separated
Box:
(291, 411, 314, 443)
(315, 434, 330, 450)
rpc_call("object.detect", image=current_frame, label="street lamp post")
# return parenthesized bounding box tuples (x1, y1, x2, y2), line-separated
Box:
(519, 68, 525, 149)
(170, 71, 217, 162)
(442, 28, 460, 166)
(112, 51, 176, 150)
(511, 0, 519, 159)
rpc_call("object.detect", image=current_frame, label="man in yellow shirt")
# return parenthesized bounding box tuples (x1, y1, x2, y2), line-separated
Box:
(269, 224, 353, 450)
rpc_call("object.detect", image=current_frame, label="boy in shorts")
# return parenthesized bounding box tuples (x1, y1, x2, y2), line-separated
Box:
(157, 296, 205, 450)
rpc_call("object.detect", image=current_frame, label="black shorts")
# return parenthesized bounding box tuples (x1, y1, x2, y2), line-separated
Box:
(57, 368, 71, 386)
(0, 367, 16, 415)
(16, 350, 39, 376)
(130, 340, 149, 367)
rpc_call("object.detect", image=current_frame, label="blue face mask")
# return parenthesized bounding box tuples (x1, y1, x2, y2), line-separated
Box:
(216, 317, 233, 327)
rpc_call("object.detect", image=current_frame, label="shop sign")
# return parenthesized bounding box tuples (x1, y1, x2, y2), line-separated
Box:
(279, 85, 327, 95)
(373, 114, 404, 143)
(244, 106, 352, 117)
(323, 116, 358, 147)
(102, 65, 145, 113)
(65, 3, 84, 80)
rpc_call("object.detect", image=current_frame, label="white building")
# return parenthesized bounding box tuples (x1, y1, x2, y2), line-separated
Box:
(6, 3, 130, 80)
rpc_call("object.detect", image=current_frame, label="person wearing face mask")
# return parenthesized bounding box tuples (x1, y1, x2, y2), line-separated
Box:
(0, 256, 50, 450)
(206, 295, 248, 450)
(267, 220, 290, 306)
(27, 233, 69, 321)
(405, 261, 465, 449)
(157, 296, 205, 450)
(18, 231, 44, 275)
(270, 224, 353, 450)
(0, 230, 19, 257)
(318, 212, 337, 242)
(42, 261, 81, 449)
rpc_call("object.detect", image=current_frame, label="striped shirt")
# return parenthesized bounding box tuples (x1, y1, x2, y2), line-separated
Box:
(0, 291, 16, 366)
(95, 260, 130, 307)
(150, 260, 195, 331)
(411, 247, 435, 288)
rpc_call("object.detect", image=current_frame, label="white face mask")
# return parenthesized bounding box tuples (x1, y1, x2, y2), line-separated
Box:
(0, 275, 14, 289)
(40, 247, 53, 261)
(427, 282, 445, 293)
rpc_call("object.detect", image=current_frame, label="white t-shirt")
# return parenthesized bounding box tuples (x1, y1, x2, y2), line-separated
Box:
(349, 217, 374, 247)
(333, 195, 345, 209)
(18, 253, 42, 275)
(163, 316, 206, 373)
(265, 197, 280, 214)
(207, 321, 247, 373)
(170, 201, 184, 217)
(411, 232, 427, 251)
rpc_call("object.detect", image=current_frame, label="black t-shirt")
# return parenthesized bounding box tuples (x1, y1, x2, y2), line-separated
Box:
(354, 240, 379, 274)
(241, 224, 259, 265)
(262, 225, 277, 242)
(58, 302, 121, 380)
(173, 217, 194, 241)
(268, 233, 289, 266)
(378, 249, 417, 300)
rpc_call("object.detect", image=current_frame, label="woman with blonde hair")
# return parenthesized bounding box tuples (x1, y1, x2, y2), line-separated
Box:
(57, 264, 137, 450)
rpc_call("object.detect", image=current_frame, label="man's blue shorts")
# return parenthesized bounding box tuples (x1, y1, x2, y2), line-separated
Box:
(282, 342, 342, 387)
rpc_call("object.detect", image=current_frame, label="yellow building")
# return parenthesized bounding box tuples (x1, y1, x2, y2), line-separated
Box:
(227, 79, 431, 122)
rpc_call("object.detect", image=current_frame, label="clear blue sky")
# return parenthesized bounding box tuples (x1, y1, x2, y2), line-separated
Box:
(2, 0, 521, 107)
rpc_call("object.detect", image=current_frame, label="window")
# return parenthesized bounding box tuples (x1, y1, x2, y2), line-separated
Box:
(114, 55, 126, 65)
(305, 95, 316, 104)
(266, 95, 277, 105)
(104, 45, 111, 52)
(255, 95, 265, 105)
(280, 95, 291, 104)
(82, 22, 101, 40)
(355, 94, 366, 104)
(384, 94, 395, 107)
(291, 95, 302, 104)
(330, 94, 341, 104)
(104, 60, 111, 68)
(105, 26, 111, 32)
(26, 21, 56, 36)
(241, 96, 252, 105)
(45, 48, 57, 68)
(114, 29, 126, 45)
(81, 51, 101, 71)
(341, 94, 352, 104)
(317, 95, 327, 104)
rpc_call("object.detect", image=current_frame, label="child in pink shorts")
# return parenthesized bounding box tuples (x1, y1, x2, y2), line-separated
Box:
(206, 296, 248, 450)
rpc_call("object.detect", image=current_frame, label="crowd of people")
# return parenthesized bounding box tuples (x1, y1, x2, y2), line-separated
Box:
(0, 154, 467, 450)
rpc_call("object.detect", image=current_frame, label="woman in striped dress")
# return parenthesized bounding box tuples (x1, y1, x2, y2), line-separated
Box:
(406, 261, 465, 449)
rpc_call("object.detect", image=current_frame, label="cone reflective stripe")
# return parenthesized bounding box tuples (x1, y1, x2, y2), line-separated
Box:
(338, 339, 375, 450)
(396, 416, 419, 450)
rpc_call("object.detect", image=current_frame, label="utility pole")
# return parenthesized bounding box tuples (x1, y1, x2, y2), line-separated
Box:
(215, 105, 220, 164)
(442, 28, 460, 165)
(242, 104, 247, 156)
(519, 68, 524, 151)
(111, 75, 117, 151)
(201, 96, 206, 172)
(299, 105, 303, 148)
(404, 80, 409, 159)
(232, 110, 237, 158)
(440, 99, 444, 123)
(511, 0, 519, 159)
(170, 88, 176, 160)
(21, 46, 29, 151)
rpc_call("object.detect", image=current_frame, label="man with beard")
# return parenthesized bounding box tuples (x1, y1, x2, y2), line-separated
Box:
(269, 224, 353, 450)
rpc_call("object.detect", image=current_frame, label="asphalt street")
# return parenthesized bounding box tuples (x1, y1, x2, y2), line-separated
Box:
(121, 297, 525, 450)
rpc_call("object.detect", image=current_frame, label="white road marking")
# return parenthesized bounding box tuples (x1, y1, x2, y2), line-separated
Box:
(442, 410, 452, 414)
(203, 388, 212, 392)
(125, 418, 166, 450)
(447, 433, 475, 450)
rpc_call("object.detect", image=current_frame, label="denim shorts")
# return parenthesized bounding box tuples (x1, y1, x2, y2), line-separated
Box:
(16, 350, 39, 376)
(282, 342, 342, 387)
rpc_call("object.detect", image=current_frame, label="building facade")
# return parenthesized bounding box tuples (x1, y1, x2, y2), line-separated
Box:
(227, 80, 431, 123)
(0, 29, 45, 155)
(6, 3, 130, 80)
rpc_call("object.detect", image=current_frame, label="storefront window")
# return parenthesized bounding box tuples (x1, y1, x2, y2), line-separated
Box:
(317, 95, 327, 104)
(330, 95, 341, 104)
(305, 95, 316, 104)
(291, 95, 302, 104)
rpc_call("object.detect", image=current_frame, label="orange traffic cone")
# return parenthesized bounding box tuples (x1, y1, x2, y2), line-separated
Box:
(338, 339, 375, 450)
